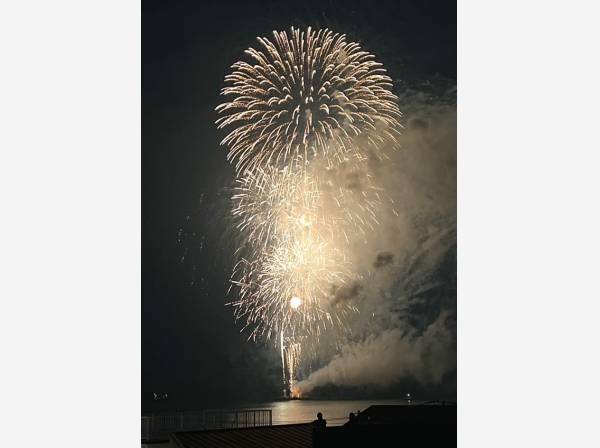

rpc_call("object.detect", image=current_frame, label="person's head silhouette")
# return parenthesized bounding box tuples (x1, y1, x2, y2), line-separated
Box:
(313, 412, 327, 428)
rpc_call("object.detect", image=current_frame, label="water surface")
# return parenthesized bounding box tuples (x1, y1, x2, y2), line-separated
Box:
(240, 399, 409, 426)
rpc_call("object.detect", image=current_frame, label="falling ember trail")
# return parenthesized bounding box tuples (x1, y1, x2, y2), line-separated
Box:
(280, 330, 286, 396)
(280, 329, 301, 398)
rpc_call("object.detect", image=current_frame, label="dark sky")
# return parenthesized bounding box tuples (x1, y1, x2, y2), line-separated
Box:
(142, 0, 456, 412)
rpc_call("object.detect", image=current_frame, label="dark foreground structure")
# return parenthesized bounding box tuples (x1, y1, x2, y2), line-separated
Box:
(142, 409, 272, 442)
(171, 403, 457, 448)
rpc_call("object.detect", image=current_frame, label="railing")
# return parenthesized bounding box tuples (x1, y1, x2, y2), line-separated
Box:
(203, 409, 272, 429)
(141, 409, 272, 441)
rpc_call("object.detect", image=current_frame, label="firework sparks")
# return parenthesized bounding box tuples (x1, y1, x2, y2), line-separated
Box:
(229, 166, 361, 343)
(228, 166, 368, 393)
(280, 330, 302, 396)
(216, 27, 402, 395)
(216, 27, 402, 175)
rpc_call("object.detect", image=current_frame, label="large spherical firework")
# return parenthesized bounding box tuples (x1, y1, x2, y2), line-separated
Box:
(216, 27, 402, 174)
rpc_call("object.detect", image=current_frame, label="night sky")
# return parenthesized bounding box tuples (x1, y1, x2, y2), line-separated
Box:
(142, 0, 456, 412)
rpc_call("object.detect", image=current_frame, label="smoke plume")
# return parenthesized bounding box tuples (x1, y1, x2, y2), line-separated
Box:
(297, 310, 456, 393)
(297, 81, 457, 395)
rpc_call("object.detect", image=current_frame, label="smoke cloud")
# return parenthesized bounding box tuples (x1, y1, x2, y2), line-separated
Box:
(297, 81, 457, 395)
(297, 310, 456, 393)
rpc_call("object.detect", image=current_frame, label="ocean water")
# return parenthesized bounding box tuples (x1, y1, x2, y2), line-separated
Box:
(239, 399, 410, 426)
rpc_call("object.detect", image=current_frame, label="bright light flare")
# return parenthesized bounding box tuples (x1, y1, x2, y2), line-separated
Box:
(290, 296, 303, 309)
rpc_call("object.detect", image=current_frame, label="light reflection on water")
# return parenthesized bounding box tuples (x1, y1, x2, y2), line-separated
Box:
(240, 399, 409, 426)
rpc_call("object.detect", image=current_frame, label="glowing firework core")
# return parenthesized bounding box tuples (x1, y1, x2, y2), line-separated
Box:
(290, 296, 303, 309)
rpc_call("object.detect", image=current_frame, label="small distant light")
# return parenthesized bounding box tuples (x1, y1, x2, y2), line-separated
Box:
(290, 296, 303, 309)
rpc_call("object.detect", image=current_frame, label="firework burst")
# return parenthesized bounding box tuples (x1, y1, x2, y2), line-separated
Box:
(216, 27, 402, 394)
(229, 166, 359, 343)
(216, 27, 402, 175)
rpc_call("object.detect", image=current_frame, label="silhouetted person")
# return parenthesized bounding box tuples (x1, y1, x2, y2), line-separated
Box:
(312, 412, 327, 428)
(345, 412, 357, 426)
(312, 412, 327, 448)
